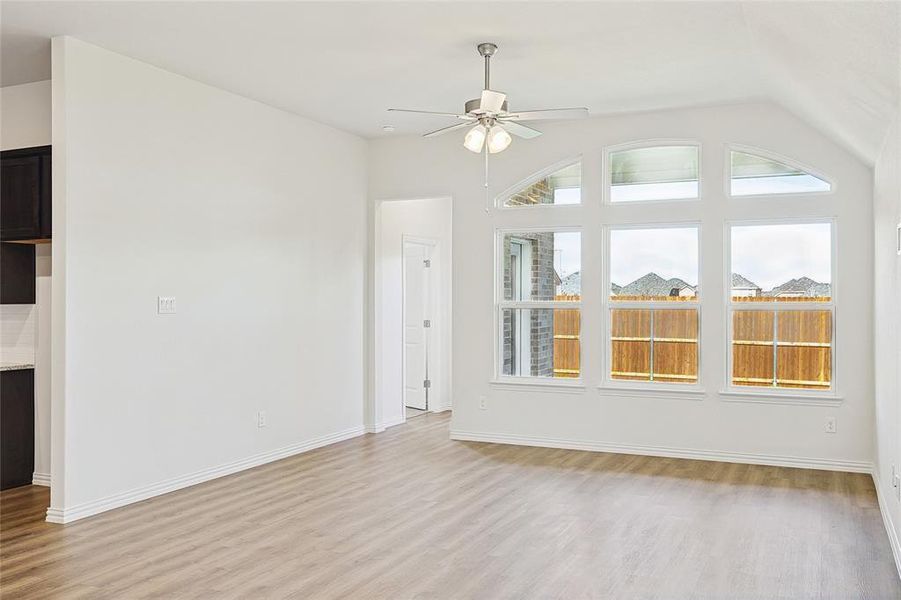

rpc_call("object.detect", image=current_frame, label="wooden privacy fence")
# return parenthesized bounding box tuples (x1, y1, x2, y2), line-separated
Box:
(551, 295, 832, 390)
(553, 299, 581, 378)
(731, 296, 831, 389)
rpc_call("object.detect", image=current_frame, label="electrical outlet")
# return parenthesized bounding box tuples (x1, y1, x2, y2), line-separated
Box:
(479, 395, 487, 410)
(157, 296, 176, 314)
(257, 410, 267, 428)
(824, 417, 836, 434)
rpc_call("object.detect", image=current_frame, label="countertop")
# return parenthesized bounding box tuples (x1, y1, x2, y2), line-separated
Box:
(0, 362, 35, 372)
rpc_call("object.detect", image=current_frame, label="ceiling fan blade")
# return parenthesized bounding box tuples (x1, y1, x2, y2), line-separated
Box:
(501, 107, 589, 121)
(480, 90, 507, 113)
(388, 109, 472, 120)
(501, 121, 542, 139)
(423, 122, 473, 138)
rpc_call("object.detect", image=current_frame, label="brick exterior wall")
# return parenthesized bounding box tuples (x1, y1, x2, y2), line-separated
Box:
(505, 178, 554, 206)
(502, 179, 557, 376)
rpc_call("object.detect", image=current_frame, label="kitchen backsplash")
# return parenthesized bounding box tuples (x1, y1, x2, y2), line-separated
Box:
(0, 304, 36, 364)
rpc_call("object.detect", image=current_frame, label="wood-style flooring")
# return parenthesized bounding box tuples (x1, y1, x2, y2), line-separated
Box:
(1, 412, 898, 599)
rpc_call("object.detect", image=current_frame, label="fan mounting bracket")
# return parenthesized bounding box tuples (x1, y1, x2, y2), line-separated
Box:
(477, 43, 498, 58)
(465, 98, 508, 115)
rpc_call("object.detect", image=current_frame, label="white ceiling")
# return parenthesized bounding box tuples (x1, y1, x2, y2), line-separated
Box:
(1, 1, 898, 163)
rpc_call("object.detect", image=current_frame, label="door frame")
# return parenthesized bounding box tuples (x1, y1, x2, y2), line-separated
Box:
(401, 235, 437, 420)
(369, 196, 453, 434)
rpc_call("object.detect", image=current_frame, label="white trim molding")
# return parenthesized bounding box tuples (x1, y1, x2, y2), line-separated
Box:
(45, 425, 366, 524)
(719, 390, 843, 407)
(32, 472, 51, 487)
(365, 414, 406, 434)
(598, 385, 706, 402)
(873, 470, 901, 580)
(449, 429, 872, 474)
(490, 379, 586, 394)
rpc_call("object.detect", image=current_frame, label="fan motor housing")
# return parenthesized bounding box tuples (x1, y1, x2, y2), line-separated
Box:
(465, 98, 508, 115)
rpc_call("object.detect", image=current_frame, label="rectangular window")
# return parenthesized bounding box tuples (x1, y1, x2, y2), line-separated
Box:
(498, 230, 581, 380)
(609, 145, 699, 203)
(729, 222, 833, 391)
(608, 226, 700, 384)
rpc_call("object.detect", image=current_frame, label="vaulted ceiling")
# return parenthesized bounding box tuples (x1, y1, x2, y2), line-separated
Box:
(1, 1, 898, 164)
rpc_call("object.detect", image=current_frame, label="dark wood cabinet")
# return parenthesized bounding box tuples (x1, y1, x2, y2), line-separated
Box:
(0, 243, 36, 304)
(1, 146, 52, 242)
(1, 368, 35, 490)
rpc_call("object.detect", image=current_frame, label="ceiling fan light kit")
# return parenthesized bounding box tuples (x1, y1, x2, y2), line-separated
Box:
(389, 42, 589, 186)
(486, 126, 512, 154)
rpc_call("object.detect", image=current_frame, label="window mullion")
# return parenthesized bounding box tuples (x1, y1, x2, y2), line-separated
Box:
(772, 310, 778, 387)
(649, 308, 655, 382)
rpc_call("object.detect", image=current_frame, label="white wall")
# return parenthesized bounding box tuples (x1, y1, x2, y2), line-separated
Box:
(49, 37, 368, 521)
(369, 102, 875, 470)
(0, 80, 51, 151)
(0, 80, 53, 484)
(873, 116, 901, 570)
(376, 198, 452, 427)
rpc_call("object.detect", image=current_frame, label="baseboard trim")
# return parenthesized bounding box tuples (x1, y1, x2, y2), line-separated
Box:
(46, 425, 366, 524)
(32, 472, 51, 487)
(449, 430, 873, 474)
(873, 470, 901, 580)
(384, 415, 405, 429)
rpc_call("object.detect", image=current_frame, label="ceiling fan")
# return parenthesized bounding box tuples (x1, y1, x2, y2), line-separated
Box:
(388, 42, 589, 185)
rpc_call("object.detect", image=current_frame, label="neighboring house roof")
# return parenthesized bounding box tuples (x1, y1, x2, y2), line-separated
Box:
(559, 271, 581, 295)
(618, 272, 696, 297)
(765, 276, 831, 297)
(731, 273, 760, 290)
(557, 272, 624, 296)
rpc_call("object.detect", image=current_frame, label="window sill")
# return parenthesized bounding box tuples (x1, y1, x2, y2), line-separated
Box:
(597, 385, 706, 402)
(490, 378, 585, 394)
(718, 390, 843, 407)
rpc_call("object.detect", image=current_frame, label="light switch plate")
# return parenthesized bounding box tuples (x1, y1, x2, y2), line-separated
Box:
(157, 296, 176, 314)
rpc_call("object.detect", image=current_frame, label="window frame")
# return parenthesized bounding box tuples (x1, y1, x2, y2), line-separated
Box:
(601, 222, 704, 393)
(495, 157, 583, 211)
(723, 217, 838, 398)
(493, 226, 583, 386)
(725, 144, 835, 200)
(603, 139, 702, 205)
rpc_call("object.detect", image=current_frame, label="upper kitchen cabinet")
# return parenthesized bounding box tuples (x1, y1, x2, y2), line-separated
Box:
(1, 146, 51, 242)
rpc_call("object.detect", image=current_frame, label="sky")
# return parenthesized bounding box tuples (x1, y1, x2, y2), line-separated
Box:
(610, 227, 698, 286)
(540, 223, 831, 291)
(731, 223, 831, 290)
(553, 232, 581, 277)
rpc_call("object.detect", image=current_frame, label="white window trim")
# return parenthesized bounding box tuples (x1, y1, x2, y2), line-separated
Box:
(495, 156, 583, 210)
(494, 226, 583, 387)
(491, 378, 586, 393)
(725, 143, 836, 200)
(597, 384, 706, 402)
(601, 223, 704, 393)
(602, 139, 702, 205)
(723, 217, 839, 401)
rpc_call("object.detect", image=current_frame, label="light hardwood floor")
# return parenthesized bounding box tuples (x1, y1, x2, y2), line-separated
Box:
(1, 413, 898, 599)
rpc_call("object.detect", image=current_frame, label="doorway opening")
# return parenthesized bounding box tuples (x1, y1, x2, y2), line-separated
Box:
(373, 197, 452, 431)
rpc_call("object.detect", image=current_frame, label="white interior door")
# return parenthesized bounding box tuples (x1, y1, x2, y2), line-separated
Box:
(404, 242, 430, 411)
